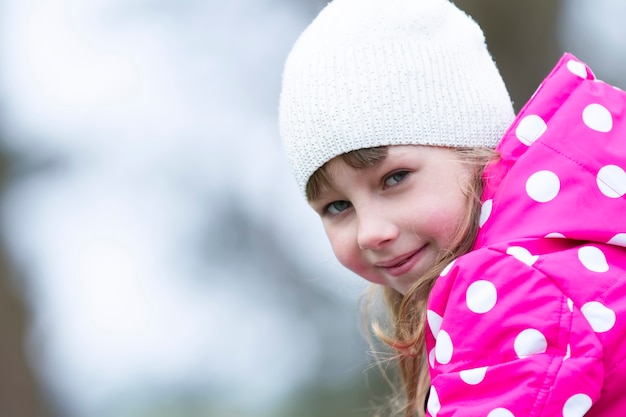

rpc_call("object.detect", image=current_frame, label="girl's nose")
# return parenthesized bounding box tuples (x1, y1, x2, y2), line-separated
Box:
(357, 211, 399, 250)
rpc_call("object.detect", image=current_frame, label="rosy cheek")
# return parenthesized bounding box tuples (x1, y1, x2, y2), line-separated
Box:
(324, 225, 385, 285)
(326, 234, 366, 275)
(425, 205, 466, 243)
(329, 238, 357, 270)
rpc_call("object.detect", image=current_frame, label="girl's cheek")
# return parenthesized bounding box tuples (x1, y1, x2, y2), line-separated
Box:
(328, 234, 361, 272)
(324, 224, 379, 282)
(325, 223, 352, 251)
(329, 237, 354, 267)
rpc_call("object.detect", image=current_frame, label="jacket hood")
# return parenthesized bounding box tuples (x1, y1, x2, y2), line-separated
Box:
(476, 53, 626, 249)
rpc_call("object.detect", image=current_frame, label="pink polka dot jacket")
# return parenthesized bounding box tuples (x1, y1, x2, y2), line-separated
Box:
(425, 53, 626, 417)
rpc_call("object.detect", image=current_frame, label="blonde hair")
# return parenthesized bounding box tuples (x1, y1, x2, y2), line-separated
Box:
(306, 145, 498, 417)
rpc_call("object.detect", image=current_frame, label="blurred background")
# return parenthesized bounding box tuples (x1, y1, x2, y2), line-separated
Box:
(0, 0, 624, 416)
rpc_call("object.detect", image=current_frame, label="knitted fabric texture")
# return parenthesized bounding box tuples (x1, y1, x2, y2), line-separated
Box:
(279, 0, 515, 197)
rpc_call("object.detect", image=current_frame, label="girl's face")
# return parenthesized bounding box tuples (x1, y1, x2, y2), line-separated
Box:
(309, 145, 473, 295)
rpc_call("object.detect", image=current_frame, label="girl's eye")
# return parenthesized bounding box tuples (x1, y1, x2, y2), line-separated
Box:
(384, 171, 409, 187)
(325, 200, 351, 215)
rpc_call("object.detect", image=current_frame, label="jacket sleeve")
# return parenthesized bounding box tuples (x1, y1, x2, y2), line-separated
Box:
(425, 247, 604, 417)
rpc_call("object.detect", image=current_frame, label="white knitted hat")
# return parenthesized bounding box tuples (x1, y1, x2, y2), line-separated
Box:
(279, 0, 515, 197)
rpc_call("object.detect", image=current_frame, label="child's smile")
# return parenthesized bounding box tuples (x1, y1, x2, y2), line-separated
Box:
(374, 246, 426, 277)
(309, 145, 473, 294)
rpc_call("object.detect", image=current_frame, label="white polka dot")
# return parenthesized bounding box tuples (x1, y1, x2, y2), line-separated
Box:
(466, 280, 498, 314)
(516, 115, 547, 145)
(582, 103, 613, 132)
(545, 232, 566, 239)
(567, 298, 574, 312)
(506, 246, 539, 266)
(479, 199, 493, 227)
(567, 59, 588, 79)
(596, 165, 626, 198)
(514, 329, 547, 358)
(563, 393, 593, 417)
(427, 386, 441, 417)
(608, 233, 626, 247)
(429, 348, 436, 368)
(578, 246, 609, 273)
(459, 366, 488, 385)
(487, 408, 515, 417)
(435, 330, 453, 364)
(440, 260, 455, 276)
(526, 170, 560, 203)
(427, 310, 443, 338)
(581, 301, 616, 333)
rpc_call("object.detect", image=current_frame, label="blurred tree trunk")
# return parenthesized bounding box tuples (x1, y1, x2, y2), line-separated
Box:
(0, 153, 47, 417)
(452, 0, 563, 112)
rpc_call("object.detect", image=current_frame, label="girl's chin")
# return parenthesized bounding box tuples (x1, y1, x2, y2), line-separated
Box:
(390, 279, 417, 296)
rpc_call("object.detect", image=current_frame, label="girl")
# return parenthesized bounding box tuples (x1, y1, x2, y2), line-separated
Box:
(279, 0, 626, 416)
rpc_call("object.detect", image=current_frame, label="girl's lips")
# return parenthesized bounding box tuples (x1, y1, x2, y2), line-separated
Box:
(376, 247, 425, 277)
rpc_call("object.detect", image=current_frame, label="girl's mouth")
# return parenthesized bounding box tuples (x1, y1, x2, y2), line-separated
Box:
(376, 247, 425, 277)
